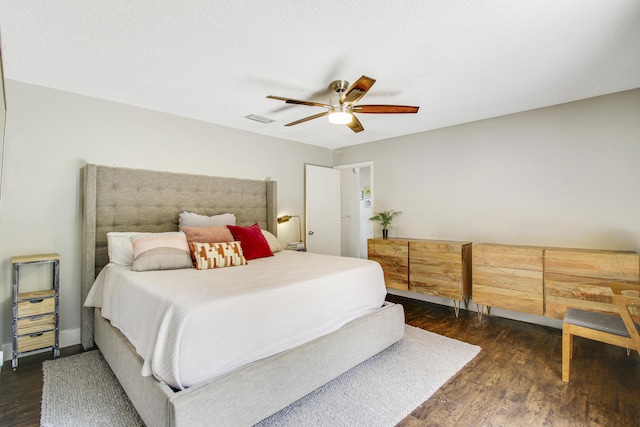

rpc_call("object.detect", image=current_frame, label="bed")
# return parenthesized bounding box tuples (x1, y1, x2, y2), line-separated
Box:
(80, 164, 405, 427)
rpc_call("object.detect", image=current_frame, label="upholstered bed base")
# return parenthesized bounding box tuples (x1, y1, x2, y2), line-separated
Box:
(81, 164, 405, 426)
(95, 303, 405, 427)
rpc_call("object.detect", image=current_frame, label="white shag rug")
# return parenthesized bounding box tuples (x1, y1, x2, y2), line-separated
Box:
(42, 325, 480, 427)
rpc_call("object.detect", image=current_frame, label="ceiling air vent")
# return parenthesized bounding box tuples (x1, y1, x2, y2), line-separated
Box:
(245, 114, 274, 124)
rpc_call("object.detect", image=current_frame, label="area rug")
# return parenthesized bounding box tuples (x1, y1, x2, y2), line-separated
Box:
(41, 325, 480, 427)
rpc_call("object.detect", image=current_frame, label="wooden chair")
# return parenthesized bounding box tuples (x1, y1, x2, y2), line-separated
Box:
(562, 282, 640, 382)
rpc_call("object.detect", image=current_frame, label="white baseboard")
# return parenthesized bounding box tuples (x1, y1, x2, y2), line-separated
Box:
(2, 328, 81, 362)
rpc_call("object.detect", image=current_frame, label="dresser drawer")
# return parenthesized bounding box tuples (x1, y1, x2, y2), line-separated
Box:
(17, 314, 55, 335)
(17, 296, 55, 318)
(17, 330, 55, 352)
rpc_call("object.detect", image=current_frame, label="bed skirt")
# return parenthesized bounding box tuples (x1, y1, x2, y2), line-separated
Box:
(93, 301, 405, 427)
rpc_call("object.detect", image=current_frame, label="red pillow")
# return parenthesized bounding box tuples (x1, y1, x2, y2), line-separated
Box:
(226, 223, 274, 260)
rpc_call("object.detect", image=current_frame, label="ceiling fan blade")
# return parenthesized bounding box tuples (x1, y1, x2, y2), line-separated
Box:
(353, 105, 420, 114)
(346, 115, 364, 133)
(285, 111, 329, 127)
(340, 76, 376, 106)
(267, 95, 330, 108)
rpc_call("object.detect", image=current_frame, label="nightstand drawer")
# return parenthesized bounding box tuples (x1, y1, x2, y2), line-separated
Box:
(17, 314, 55, 335)
(17, 330, 55, 352)
(17, 296, 55, 317)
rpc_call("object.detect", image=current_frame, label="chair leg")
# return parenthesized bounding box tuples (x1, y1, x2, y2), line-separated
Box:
(562, 324, 572, 382)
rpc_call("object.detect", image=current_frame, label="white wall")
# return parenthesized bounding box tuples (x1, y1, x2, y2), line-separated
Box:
(0, 80, 332, 355)
(3, 81, 639, 356)
(334, 89, 640, 252)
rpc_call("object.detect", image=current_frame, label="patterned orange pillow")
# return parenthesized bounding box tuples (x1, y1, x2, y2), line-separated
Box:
(189, 241, 248, 270)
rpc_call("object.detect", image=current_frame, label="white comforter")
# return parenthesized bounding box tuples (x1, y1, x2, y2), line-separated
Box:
(85, 250, 386, 390)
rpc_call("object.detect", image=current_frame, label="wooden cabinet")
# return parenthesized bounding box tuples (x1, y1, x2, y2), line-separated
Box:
(12, 253, 60, 369)
(372, 238, 640, 321)
(367, 238, 409, 291)
(544, 248, 640, 319)
(472, 244, 640, 320)
(368, 238, 471, 316)
(472, 244, 545, 315)
(409, 240, 471, 301)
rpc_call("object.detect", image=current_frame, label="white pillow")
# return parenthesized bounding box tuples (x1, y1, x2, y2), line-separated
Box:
(261, 229, 283, 253)
(106, 232, 144, 265)
(178, 211, 236, 229)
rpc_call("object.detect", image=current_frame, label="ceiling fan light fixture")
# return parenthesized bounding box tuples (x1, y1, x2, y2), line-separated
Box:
(328, 111, 352, 125)
(328, 107, 353, 125)
(267, 75, 419, 133)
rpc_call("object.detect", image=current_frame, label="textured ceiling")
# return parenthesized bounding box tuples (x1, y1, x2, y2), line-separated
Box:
(1, 1, 639, 149)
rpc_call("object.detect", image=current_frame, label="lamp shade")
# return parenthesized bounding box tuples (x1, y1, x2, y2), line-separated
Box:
(277, 214, 302, 242)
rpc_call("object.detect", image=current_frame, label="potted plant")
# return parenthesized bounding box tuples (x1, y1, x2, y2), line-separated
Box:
(369, 210, 402, 239)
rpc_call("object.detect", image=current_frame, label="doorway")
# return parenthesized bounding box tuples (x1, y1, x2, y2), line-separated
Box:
(335, 162, 373, 259)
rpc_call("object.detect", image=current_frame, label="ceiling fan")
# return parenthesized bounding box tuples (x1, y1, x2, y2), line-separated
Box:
(266, 75, 419, 133)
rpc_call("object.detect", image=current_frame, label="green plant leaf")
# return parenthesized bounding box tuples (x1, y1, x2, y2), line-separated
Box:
(369, 210, 402, 229)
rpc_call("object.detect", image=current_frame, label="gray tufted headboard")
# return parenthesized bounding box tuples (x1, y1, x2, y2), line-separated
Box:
(80, 164, 277, 349)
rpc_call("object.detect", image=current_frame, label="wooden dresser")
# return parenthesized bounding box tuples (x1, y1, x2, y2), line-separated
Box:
(368, 238, 472, 316)
(472, 244, 640, 319)
(473, 244, 545, 316)
(367, 238, 409, 291)
(544, 247, 640, 318)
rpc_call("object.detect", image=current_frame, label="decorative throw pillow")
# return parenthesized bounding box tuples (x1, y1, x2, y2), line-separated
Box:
(189, 241, 248, 270)
(226, 223, 274, 260)
(179, 211, 236, 229)
(261, 229, 283, 253)
(182, 226, 234, 244)
(130, 232, 193, 272)
(107, 232, 145, 265)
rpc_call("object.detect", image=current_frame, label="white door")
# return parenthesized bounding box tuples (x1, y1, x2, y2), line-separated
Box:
(305, 164, 340, 255)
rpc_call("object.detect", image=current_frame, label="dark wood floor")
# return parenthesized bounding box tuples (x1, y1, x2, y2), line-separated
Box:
(389, 295, 640, 427)
(1, 295, 638, 426)
(0, 344, 84, 427)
